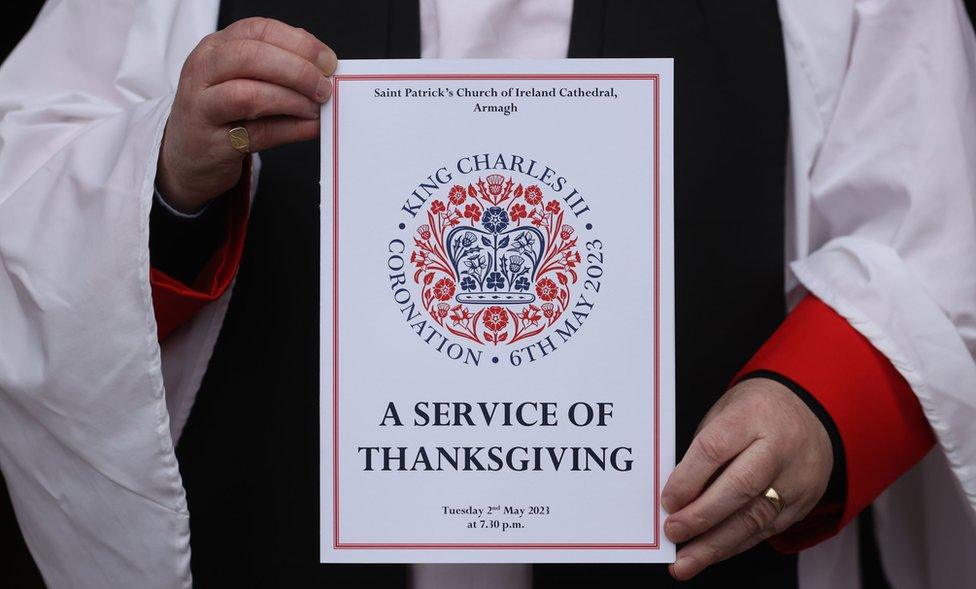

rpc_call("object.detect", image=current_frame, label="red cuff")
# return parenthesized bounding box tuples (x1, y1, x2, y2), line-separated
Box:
(150, 159, 251, 341)
(735, 295, 935, 552)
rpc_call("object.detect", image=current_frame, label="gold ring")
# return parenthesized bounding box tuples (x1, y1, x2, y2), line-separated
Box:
(763, 487, 785, 514)
(228, 125, 250, 154)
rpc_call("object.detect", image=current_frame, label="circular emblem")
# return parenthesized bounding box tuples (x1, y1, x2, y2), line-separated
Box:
(390, 161, 602, 366)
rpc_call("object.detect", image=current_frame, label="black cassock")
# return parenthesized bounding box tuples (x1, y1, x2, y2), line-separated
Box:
(174, 1, 795, 587)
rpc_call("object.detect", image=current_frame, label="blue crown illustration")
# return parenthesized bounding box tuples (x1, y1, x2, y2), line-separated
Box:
(445, 205, 546, 305)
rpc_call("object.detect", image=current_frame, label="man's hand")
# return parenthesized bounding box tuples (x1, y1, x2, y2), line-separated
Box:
(661, 378, 833, 580)
(157, 17, 336, 212)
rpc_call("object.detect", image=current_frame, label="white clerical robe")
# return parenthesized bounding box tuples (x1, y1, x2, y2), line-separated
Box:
(0, 1, 974, 588)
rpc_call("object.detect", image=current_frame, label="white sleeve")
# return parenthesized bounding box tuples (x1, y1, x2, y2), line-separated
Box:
(0, 1, 221, 587)
(779, 0, 976, 512)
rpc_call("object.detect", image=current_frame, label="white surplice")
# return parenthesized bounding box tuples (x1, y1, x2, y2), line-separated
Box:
(0, 1, 974, 588)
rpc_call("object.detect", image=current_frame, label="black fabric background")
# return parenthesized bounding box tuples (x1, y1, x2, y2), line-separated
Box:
(1, 1, 975, 587)
(177, 1, 793, 587)
(0, 11, 47, 589)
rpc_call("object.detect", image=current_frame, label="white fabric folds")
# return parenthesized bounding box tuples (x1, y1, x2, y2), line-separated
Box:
(0, 1, 974, 587)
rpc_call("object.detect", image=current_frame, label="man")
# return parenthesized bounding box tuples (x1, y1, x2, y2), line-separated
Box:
(0, 1, 974, 588)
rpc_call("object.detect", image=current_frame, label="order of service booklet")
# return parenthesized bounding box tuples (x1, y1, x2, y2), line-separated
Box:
(320, 59, 675, 563)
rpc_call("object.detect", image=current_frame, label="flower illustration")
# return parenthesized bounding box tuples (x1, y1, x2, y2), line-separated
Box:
(432, 278, 456, 300)
(486, 174, 506, 196)
(464, 255, 487, 273)
(514, 276, 530, 291)
(483, 306, 509, 331)
(524, 185, 543, 205)
(417, 224, 431, 240)
(450, 304, 472, 325)
(519, 305, 542, 325)
(560, 225, 574, 240)
(481, 206, 510, 233)
(541, 302, 555, 318)
(536, 277, 559, 301)
(546, 200, 561, 215)
(486, 271, 505, 290)
(561, 250, 582, 268)
(510, 203, 528, 222)
(508, 254, 524, 272)
(410, 250, 428, 268)
(460, 276, 477, 291)
(463, 203, 482, 222)
(437, 302, 450, 318)
(448, 185, 467, 205)
(461, 232, 477, 247)
(431, 200, 446, 215)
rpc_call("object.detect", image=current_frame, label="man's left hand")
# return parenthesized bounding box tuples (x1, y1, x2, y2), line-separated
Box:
(661, 377, 834, 580)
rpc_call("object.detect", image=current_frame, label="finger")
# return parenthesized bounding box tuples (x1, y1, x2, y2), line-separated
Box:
(669, 534, 767, 582)
(661, 412, 758, 513)
(219, 17, 336, 74)
(200, 79, 321, 124)
(670, 495, 783, 581)
(244, 116, 320, 153)
(664, 441, 777, 543)
(203, 39, 332, 102)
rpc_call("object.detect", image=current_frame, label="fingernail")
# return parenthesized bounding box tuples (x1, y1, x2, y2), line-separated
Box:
(661, 492, 676, 513)
(665, 520, 688, 543)
(316, 49, 337, 75)
(316, 77, 332, 102)
(671, 556, 694, 580)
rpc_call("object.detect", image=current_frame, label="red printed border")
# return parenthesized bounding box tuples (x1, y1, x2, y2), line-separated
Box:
(331, 73, 661, 550)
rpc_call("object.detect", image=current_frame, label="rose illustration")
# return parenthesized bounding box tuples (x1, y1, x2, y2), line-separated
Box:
(483, 306, 509, 332)
(536, 277, 559, 301)
(432, 278, 456, 300)
(448, 185, 467, 205)
(481, 206, 510, 233)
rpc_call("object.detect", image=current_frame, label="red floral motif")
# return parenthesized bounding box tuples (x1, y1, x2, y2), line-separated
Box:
(536, 278, 559, 301)
(524, 185, 543, 205)
(410, 250, 429, 268)
(560, 224, 575, 240)
(436, 302, 450, 318)
(431, 200, 446, 215)
(545, 200, 561, 215)
(541, 302, 555, 318)
(486, 174, 506, 196)
(432, 278, 456, 300)
(417, 224, 431, 240)
(561, 250, 582, 269)
(463, 203, 482, 221)
(448, 185, 467, 205)
(449, 304, 472, 326)
(518, 305, 542, 326)
(483, 306, 509, 331)
(510, 203, 528, 222)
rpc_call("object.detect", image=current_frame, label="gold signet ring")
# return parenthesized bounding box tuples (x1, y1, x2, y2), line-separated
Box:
(763, 487, 785, 514)
(228, 125, 250, 154)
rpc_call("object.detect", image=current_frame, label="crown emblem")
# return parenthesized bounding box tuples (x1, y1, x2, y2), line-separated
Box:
(445, 208, 546, 305)
(408, 175, 585, 347)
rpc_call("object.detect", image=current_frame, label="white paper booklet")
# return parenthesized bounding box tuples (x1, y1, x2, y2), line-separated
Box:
(320, 59, 674, 563)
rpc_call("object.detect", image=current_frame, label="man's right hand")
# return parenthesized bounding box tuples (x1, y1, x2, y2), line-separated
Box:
(157, 17, 336, 213)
